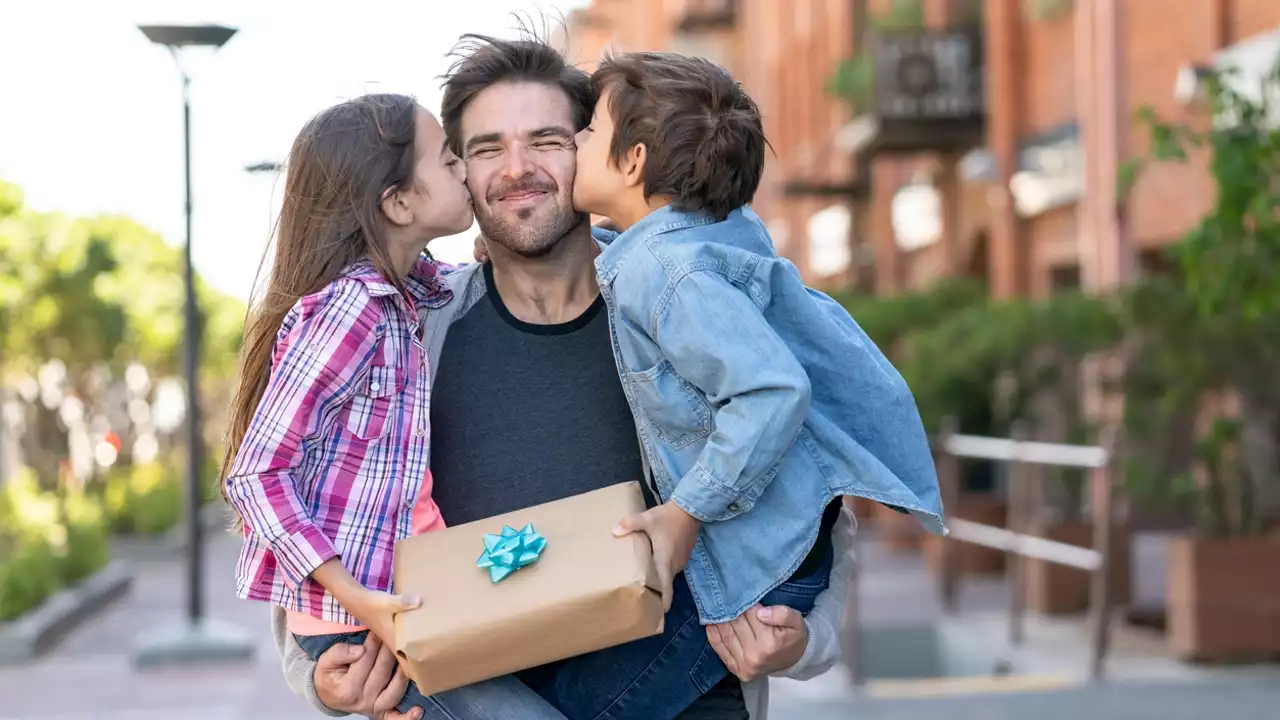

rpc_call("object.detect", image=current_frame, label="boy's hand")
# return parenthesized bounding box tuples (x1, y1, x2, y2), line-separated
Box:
(614, 502, 701, 611)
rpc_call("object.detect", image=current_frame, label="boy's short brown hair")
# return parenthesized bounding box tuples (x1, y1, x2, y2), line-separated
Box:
(591, 52, 766, 222)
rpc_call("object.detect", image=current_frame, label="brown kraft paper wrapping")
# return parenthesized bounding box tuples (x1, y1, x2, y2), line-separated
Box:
(393, 481, 665, 696)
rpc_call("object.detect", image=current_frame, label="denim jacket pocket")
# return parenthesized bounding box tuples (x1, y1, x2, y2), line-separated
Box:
(339, 365, 403, 441)
(624, 359, 713, 450)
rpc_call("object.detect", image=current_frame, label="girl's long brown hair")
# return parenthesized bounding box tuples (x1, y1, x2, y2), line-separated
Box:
(220, 94, 420, 524)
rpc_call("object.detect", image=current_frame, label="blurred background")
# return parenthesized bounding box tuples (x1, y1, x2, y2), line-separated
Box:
(1, 1, 1278, 719)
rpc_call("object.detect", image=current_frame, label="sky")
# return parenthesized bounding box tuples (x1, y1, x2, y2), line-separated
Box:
(0, 0, 591, 302)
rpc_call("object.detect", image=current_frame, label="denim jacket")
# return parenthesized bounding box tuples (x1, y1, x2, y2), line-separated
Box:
(595, 206, 945, 623)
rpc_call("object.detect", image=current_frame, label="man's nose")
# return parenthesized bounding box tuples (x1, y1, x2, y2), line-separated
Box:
(501, 146, 534, 180)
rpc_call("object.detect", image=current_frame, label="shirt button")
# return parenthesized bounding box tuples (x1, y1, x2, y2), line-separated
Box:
(416, 427, 425, 437)
(727, 503, 740, 513)
(370, 381, 381, 392)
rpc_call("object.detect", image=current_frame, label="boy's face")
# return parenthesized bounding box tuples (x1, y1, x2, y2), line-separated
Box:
(572, 89, 630, 219)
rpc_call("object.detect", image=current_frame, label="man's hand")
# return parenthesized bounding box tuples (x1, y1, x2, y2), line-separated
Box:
(614, 502, 700, 611)
(706, 604, 808, 682)
(313, 634, 421, 720)
(473, 233, 489, 263)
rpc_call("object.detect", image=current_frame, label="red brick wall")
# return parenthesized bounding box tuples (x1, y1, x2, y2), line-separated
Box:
(1021, 12, 1077, 135)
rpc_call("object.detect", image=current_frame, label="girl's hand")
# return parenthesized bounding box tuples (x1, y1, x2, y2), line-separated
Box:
(311, 559, 422, 647)
(348, 589, 422, 648)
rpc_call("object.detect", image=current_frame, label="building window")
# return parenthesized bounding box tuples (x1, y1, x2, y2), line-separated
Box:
(1049, 263, 1081, 292)
(807, 205, 852, 278)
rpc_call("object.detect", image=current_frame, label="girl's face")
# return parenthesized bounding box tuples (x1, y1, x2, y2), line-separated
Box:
(391, 108, 473, 240)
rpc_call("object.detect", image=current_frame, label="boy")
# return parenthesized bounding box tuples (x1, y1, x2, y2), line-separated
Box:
(577, 51, 947, 626)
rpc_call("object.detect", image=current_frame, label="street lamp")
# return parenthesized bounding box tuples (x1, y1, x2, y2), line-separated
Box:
(244, 160, 284, 174)
(134, 23, 253, 668)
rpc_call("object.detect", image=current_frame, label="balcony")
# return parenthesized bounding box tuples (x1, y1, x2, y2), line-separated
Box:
(838, 27, 986, 156)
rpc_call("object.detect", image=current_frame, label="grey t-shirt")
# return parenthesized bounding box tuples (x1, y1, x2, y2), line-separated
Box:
(428, 263, 652, 525)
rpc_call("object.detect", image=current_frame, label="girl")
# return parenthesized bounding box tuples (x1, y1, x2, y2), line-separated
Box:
(222, 93, 567, 719)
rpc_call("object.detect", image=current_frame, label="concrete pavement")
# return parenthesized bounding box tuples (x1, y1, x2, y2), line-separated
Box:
(2, 520, 1278, 719)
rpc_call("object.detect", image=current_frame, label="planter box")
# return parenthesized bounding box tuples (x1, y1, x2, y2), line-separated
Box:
(874, 502, 924, 553)
(1023, 521, 1132, 615)
(1166, 535, 1280, 662)
(0, 559, 133, 665)
(923, 495, 1007, 576)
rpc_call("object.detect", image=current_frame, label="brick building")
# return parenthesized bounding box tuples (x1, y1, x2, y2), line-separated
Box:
(564, 0, 1280, 298)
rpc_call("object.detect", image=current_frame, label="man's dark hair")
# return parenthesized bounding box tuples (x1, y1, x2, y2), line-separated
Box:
(440, 33, 593, 157)
(592, 51, 767, 222)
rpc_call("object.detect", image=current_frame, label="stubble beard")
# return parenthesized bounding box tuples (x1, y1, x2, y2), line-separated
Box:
(476, 199, 586, 260)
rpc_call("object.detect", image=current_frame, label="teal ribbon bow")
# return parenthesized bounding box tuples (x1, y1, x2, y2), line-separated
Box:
(476, 523, 547, 583)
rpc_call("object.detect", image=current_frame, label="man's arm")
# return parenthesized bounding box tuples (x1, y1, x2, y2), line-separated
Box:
(655, 270, 812, 523)
(773, 505, 855, 681)
(272, 607, 417, 719)
(272, 606, 345, 716)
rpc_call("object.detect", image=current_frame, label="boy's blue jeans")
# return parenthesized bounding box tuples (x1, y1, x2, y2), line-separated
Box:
(297, 539, 833, 720)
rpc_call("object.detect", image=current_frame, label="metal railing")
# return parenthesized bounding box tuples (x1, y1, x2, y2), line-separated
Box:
(936, 417, 1119, 681)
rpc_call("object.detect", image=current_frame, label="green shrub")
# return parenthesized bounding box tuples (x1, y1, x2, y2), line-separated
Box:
(0, 531, 59, 622)
(60, 491, 110, 584)
(105, 461, 181, 536)
(0, 468, 109, 621)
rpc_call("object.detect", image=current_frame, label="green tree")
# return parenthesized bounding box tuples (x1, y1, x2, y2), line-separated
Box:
(1122, 60, 1280, 535)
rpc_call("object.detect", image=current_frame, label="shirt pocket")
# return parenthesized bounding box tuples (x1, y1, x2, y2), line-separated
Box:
(339, 365, 404, 441)
(623, 359, 713, 450)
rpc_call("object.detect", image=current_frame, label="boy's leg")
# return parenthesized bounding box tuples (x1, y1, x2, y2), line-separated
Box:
(538, 573, 730, 720)
(674, 676, 749, 720)
(757, 532, 834, 614)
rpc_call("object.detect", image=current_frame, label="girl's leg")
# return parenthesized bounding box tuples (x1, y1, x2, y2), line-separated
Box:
(400, 675, 568, 720)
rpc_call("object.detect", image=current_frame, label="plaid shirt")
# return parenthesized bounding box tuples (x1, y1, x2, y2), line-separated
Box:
(226, 257, 453, 625)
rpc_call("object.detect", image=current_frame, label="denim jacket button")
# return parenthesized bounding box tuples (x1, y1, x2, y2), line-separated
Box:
(727, 502, 741, 513)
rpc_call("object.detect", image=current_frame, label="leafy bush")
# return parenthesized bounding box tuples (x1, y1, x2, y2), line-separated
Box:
(1119, 59, 1280, 536)
(104, 461, 181, 536)
(0, 468, 109, 621)
(61, 490, 110, 585)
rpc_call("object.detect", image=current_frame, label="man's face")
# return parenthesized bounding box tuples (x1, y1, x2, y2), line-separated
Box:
(459, 81, 585, 258)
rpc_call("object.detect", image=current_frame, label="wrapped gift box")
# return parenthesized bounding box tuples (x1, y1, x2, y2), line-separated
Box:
(393, 481, 664, 696)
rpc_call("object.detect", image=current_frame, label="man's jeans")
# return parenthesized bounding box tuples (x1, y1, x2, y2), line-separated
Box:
(297, 543, 832, 720)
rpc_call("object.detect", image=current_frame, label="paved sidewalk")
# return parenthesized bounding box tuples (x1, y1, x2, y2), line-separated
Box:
(2, 522, 1278, 719)
(0, 529, 318, 720)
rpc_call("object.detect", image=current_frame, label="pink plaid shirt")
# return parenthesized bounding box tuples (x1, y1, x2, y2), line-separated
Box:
(225, 256, 452, 626)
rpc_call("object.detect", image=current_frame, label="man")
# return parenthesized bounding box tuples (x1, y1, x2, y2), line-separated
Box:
(273, 33, 855, 720)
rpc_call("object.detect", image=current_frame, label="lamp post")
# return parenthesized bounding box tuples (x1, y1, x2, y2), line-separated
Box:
(244, 161, 284, 174)
(134, 23, 253, 668)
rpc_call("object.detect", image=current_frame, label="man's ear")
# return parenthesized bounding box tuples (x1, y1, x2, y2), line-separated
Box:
(380, 187, 414, 227)
(621, 143, 647, 189)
